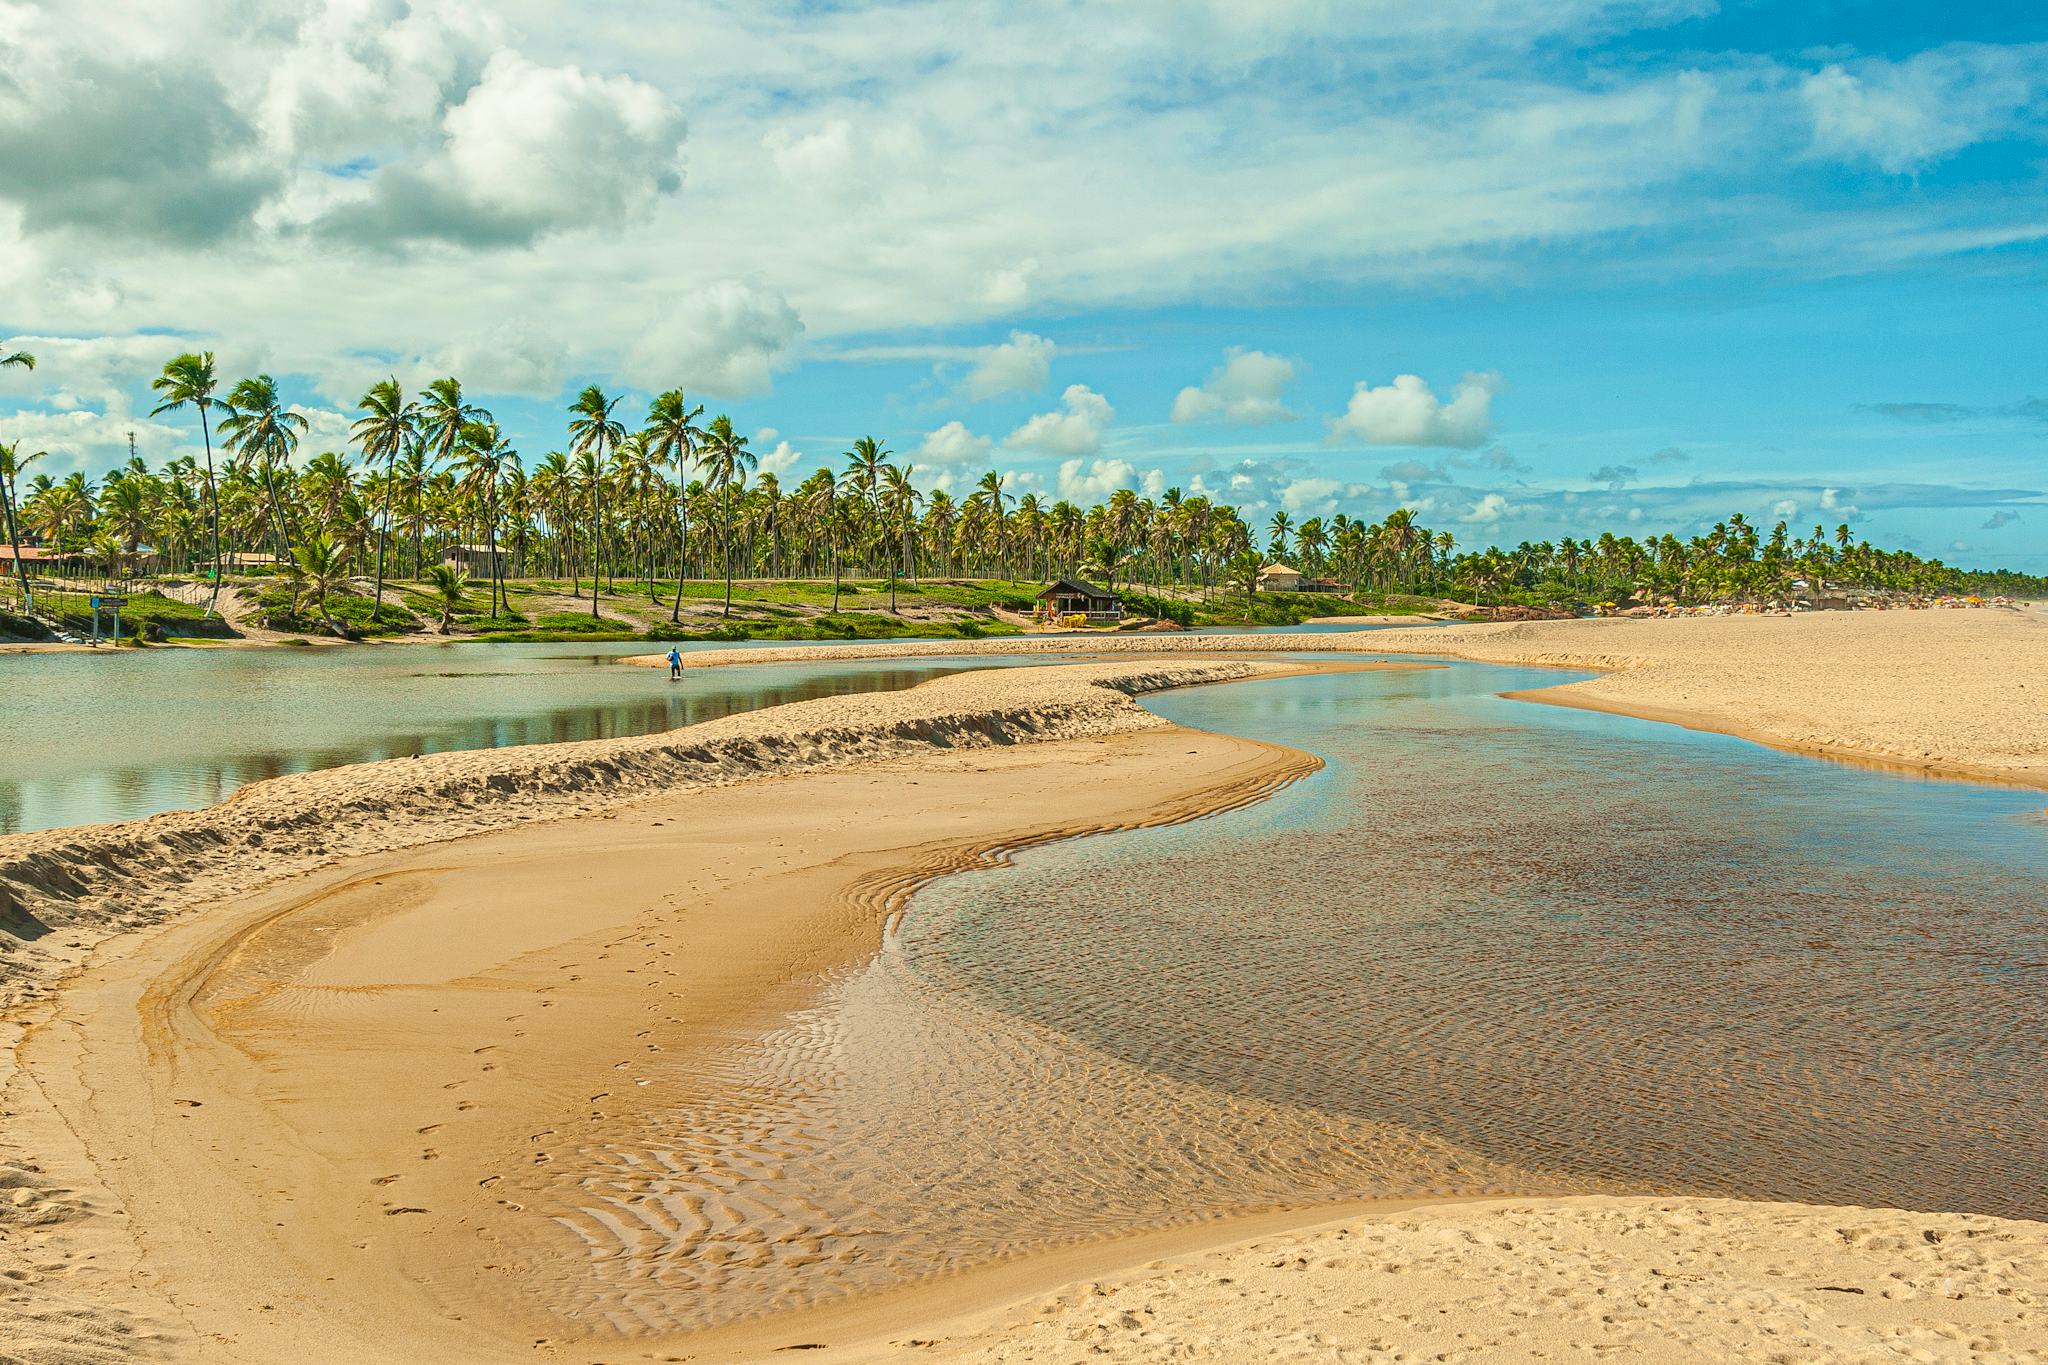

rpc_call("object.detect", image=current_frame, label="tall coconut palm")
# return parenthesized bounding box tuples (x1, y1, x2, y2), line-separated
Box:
(2, 348, 36, 611)
(567, 386, 625, 619)
(214, 374, 306, 563)
(351, 378, 417, 614)
(417, 378, 485, 574)
(1381, 506, 1421, 589)
(973, 469, 1008, 578)
(700, 416, 756, 617)
(0, 442, 42, 614)
(802, 470, 845, 610)
(149, 352, 225, 616)
(880, 462, 921, 610)
(1268, 509, 1293, 561)
(643, 389, 706, 621)
(451, 420, 514, 615)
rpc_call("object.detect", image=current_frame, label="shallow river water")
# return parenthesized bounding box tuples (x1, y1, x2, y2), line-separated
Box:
(553, 660, 2048, 1332)
(0, 642, 1031, 834)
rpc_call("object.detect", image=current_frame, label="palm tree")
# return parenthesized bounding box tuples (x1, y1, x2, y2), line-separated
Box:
(288, 534, 354, 637)
(422, 563, 469, 634)
(701, 416, 756, 617)
(452, 420, 514, 616)
(351, 378, 417, 614)
(1, 349, 36, 612)
(149, 352, 225, 616)
(1267, 509, 1295, 563)
(881, 463, 921, 610)
(567, 386, 625, 619)
(0, 442, 42, 614)
(802, 471, 845, 610)
(214, 374, 307, 563)
(417, 378, 486, 574)
(974, 469, 1008, 577)
(643, 389, 706, 622)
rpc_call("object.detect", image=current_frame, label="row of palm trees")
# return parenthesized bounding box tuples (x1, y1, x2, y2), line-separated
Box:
(3, 348, 2040, 631)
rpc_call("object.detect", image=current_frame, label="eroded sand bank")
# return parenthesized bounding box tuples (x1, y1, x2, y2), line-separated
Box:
(0, 657, 1287, 1010)
(0, 659, 1345, 1361)
(629, 607, 2048, 787)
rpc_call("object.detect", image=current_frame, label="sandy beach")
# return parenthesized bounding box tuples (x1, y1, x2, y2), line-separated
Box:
(629, 605, 2048, 787)
(0, 658, 1349, 1360)
(1, 617, 2043, 1362)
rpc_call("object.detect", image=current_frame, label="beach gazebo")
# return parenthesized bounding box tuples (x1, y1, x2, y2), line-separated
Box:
(1036, 577, 1123, 624)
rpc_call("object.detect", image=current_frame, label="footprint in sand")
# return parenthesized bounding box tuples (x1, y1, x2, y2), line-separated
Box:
(418, 1124, 443, 1135)
(456, 1101, 478, 1112)
(372, 1175, 402, 1186)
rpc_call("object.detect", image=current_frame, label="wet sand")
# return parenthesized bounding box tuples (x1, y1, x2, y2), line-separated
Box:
(629, 607, 2048, 787)
(4, 639, 2045, 1360)
(0, 659, 1355, 1361)
(0, 657, 1291, 1009)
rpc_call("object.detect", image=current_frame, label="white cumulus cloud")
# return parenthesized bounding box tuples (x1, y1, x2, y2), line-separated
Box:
(1005, 383, 1113, 456)
(1459, 491, 1516, 524)
(960, 331, 1055, 401)
(1171, 348, 1296, 425)
(918, 419, 994, 466)
(1327, 372, 1500, 448)
(1056, 457, 1158, 505)
(757, 440, 803, 476)
(320, 50, 686, 246)
(621, 280, 803, 397)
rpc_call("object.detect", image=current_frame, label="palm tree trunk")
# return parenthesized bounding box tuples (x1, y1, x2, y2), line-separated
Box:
(486, 487, 503, 617)
(197, 408, 222, 619)
(721, 475, 735, 619)
(590, 482, 602, 620)
(2, 472, 30, 615)
(372, 446, 398, 616)
(259, 460, 292, 565)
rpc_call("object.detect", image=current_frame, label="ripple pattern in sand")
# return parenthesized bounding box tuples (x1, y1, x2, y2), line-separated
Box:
(544, 664, 2048, 1334)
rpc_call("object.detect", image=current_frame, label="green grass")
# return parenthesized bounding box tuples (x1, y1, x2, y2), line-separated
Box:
(252, 586, 418, 637)
(471, 611, 1020, 646)
(20, 588, 238, 639)
(1177, 589, 1434, 627)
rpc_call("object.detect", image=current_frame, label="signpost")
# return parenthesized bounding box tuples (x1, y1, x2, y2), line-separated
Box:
(90, 595, 127, 646)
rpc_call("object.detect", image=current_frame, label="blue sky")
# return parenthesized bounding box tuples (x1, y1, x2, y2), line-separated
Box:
(0, 0, 2042, 565)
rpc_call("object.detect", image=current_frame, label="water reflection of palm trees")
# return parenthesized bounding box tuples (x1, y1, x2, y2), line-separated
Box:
(0, 665, 974, 836)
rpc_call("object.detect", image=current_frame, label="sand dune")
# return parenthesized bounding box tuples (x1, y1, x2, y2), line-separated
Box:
(630, 607, 2048, 786)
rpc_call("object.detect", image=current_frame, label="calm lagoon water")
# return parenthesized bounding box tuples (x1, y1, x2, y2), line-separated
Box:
(563, 660, 2048, 1327)
(0, 641, 1030, 835)
(907, 662, 2048, 1218)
